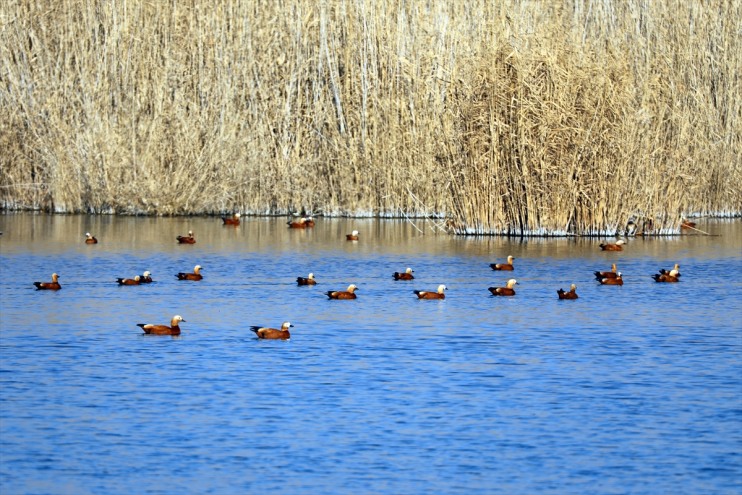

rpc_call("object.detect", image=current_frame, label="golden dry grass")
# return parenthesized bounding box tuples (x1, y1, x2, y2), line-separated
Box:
(1, 1, 739, 234)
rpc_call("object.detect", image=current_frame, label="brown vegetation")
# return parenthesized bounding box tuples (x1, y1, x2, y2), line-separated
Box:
(1, 1, 739, 235)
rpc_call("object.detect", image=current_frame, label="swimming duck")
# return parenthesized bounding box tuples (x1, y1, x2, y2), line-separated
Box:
(304, 217, 316, 227)
(599, 240, 625, 251)
(33, 273, 61, 290)
(652, 272, 680, 283)
(557, 284, 578, 299)
(659, 263, 681, 277)
(297, 273, 317, 285)
(490, 255, 514, 271)
(250, 321, 293, 340)
(594, 263, 619, 280)
(140, 271, 153, 283)
(326, 284, 358, 299)
(599, 273, 624, 285)
(137, 315, 185, 335)
(414, 284, 447, 299)
(393, 268, 415, 280)
(116, 275, 141, 285)
(287, 218, 309, 229)
(346, 230, 359, 241)
(176, 230, 196, 244)
(222, 213, 241, 226)
(488, 279, 517, 296)
(176, 265, 203, 281)
(85, 233, 98, 244)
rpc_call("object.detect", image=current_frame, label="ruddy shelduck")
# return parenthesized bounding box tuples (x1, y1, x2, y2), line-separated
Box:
(140, 271, 153, 283)
(393, 268, 415, 280)
(176, 230, 196, 244)
(599, 239, 625, 251)
(594, 263, 619, 280)
(489, 279, 517, 296)
(326, 284, 358, 299)
(251, 321, 293, 340)
(490, 255, 514, 271)
(117, 275, 141, 286)
(176, 265, 203, 281)
(85, 232, 98, 244)
(297, 273, 317, 285)
(557, 284, 578, 299)
(414, 284, 447, 299)
(222, 213, 241, 226)
(346, 230, 359, 241)
(599, 273, 624, 285)
(34, 273, 61, 290)
(137, 315, 185, 336)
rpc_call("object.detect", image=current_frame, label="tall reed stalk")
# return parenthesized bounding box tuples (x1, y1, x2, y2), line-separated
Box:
(1, 1, 739, 234)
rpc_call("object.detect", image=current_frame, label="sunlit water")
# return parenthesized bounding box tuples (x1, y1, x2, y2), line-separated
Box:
(1, 213, 740, 495)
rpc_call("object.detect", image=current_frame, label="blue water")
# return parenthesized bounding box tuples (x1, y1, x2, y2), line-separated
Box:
(1, 214, 740, 494)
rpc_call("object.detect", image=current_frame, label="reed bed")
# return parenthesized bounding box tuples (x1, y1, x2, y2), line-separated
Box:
(1, 1, 739, 234)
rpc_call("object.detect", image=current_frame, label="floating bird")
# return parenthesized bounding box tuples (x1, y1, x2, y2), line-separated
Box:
(326, 284, 358, 299)
(297, 273, 317, 285)
(33, 273, 61, 290)
(137, 315, 185, 336)
(222, 213, 241, 226)
(176, 230, 196, 244)
(652, 272, 680, 283)
(176, 265, 203, 281)
(490, 255, 515, 271)
(287, 218, 309, 229)
(488, 279, 517, 296)
(85, 232, 98, 244)
(594, 263, 619, 280)
(140, 271, 153, 283)
(599, 273, 624, 285)
(346, 230, 359, 241)
(116, 275, 141, 286)
(557, 284, 578, 299)
(393, 268, 415, 280)
(250, 321, 293, 340)
(304, 217, 315, 227)
(414, 284, 447, 299)
(659, 263, 681, 277)
(599, 239, 625, 251)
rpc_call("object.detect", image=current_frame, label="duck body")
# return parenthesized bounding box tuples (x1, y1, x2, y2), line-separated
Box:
(326, 285, 358, 299)
(222, 213, 241, 226)
(599, 240, 625, 251)
(139, 271, 153, 283)
(599, 274, 624, 285)
(594, 264, 618, 280)
(85, 233, 98, 244)
(176, 265, 203, 281)
(251, 322, 293, 340)
(287, 218, 309, 229)
(346, 230, 359, 241)
(117, 276, 141, 286)
(297, 273, 317, 285)
(137, 315, 185, 335)
(414, 284, 446, 299)
(176, 231, 196, 244)
(557, 284, 578, 299)
(489, 279, 517, 296)
(490, 256, 515, 271)
(34, 273, 61, 290)
(652, 273, 680, 283)
(393, 268, 414, 280)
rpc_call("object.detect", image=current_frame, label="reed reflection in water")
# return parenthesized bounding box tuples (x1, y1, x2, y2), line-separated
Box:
(0, 214, 740, 495)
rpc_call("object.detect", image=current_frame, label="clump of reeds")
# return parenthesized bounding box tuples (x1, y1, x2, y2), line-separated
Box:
(0, 1, 739, 234)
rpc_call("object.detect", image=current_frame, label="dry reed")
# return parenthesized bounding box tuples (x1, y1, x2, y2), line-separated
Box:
(1, 1, 739, 235)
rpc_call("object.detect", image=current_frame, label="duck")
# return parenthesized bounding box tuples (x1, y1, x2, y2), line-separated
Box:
(490, 255, 514, 271)
(594, 263, 619, 280)
(297, 273, 317, 285)
(139, 271, 153, 283)
(346, 230, 359, 241)
(599, 239, 625, 251)
(652, 272, 680, 283)
(137, 315, 185, 336)
(557, 284, 578, 299)
(85, 232, 98, 244)
(599, 273, 624, 285)
(176, 230, 196, 244)
(222, 213, 241, 226)
(326, 284, 358, 299)
(488, 279, 517, 296)
(176, 265, 203, 281)
(250, 321, 293, 340)
(33, 273, 61, 290)
(287, 218, 309, 229)
(116, 275, 141, 286)
(304, 217, 316, 227)
(659, 263, 681, 277)
(414, 284, 447, 299)
(393, 268, 414, 280)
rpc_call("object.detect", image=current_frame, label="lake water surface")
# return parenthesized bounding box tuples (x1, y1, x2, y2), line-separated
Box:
(1, 214, 740, 494)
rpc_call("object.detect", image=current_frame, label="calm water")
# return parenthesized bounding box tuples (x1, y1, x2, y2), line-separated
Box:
(1, 213, 740, 495)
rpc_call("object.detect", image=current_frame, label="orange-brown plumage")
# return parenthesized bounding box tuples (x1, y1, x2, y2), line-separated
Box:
(176, 265, 203, 281)
(414, 284, 446, 299)
(33, 273, 61, 290)
(393, 268, 415, 280)
(117, 275, 141, 286)
(490, 255, 514, 271)
(137, 315, 185, 336)
(594, 263, 619, 280)
(346, 230, 359, 241)
(176, 230, 196, 244)
(599, 273, 624, 285)
(85, 232, 98, 244)
(297, 273, 317, 285)
(326, 284, 358, 299)
(488, 279, 517, 296)
(251, 321, 293, 340)
(557, 284, 578, 299)
(287, 218, 309, 229)
(222, 213, 241, 225)
(599, 240, 625, 251)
